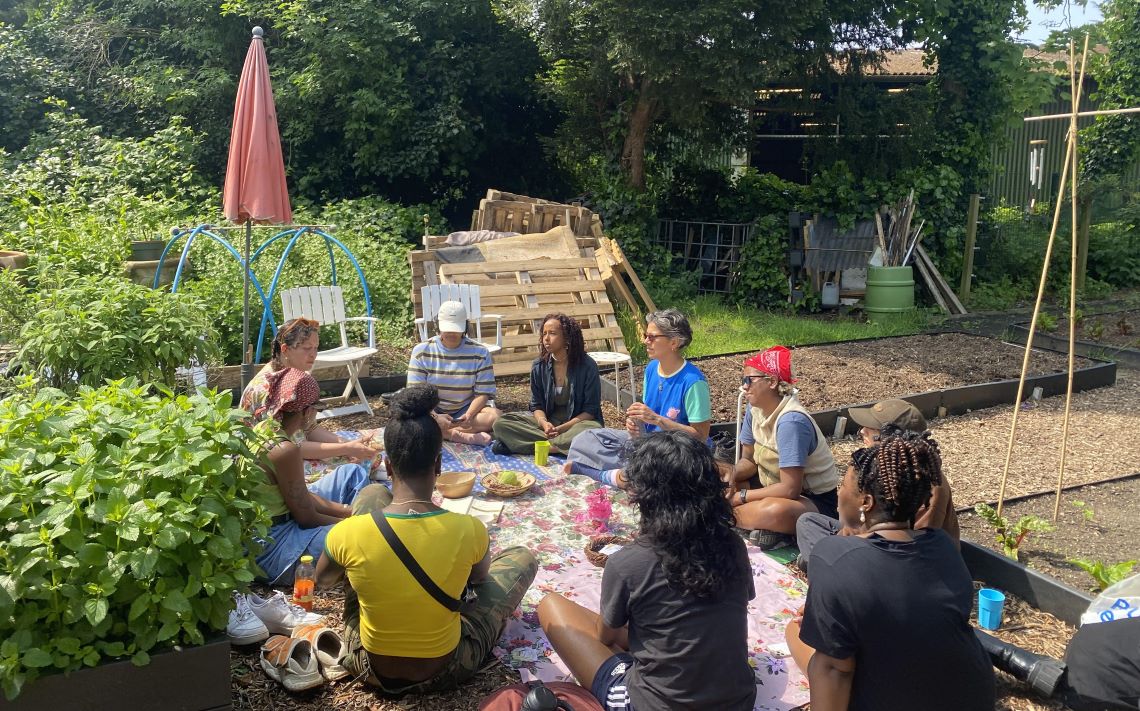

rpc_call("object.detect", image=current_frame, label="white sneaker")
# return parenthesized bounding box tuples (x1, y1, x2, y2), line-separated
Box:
(227, 592, 270, 645)
(247, 590, 324, 636)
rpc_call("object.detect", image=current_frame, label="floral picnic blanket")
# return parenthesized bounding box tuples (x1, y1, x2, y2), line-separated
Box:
(316, 438, 811, 709)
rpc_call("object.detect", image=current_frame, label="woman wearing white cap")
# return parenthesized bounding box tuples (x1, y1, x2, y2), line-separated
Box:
(406, 300, 501, 445)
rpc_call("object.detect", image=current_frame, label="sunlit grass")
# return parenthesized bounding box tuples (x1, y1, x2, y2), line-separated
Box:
(616, 295, 934, 363)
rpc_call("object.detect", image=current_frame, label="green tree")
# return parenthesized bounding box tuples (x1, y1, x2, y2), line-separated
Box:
(536, 0, 904, 191)
(1076, 0, 1140, 288)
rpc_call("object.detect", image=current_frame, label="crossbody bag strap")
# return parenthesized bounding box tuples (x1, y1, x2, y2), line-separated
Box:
(371, 511, 462, 613)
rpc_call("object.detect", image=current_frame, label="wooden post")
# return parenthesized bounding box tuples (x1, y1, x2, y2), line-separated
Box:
(959, 194, 981, 300)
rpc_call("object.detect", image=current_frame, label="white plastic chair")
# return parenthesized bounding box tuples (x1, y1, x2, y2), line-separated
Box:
(416, 284, 503, 354)
(279, 286, 379, 419)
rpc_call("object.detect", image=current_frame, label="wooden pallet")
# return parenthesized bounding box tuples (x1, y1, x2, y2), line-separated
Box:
(410, 231, 627, 377)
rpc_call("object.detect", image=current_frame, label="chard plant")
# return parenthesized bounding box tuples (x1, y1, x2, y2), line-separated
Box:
(1069, 558, 1137, 592)
(973, 503, 1054, 561)
(0, 379, 273, 700)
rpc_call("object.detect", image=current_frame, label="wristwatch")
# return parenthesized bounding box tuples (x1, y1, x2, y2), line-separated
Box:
(739, 489, 748, 505)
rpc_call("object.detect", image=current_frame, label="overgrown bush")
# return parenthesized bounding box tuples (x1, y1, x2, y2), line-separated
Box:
(732, 215, 788, 309)
(0, 379, 272, 700)
(0, 104, 215, 278)
(14, 275, 220, 391)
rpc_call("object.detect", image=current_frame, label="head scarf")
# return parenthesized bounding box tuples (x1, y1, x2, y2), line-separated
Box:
(259, 367, 321, 420)
(743, 345, 796, 384)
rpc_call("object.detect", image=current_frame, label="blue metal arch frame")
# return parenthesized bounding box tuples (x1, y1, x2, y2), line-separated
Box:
(152, 225, 374, 365)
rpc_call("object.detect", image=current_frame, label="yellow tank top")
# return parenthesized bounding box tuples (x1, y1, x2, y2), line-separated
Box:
(324, 510, 489, 657)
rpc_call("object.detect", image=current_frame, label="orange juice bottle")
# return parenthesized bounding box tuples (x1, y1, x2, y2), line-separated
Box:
(292, 555, 316, 611)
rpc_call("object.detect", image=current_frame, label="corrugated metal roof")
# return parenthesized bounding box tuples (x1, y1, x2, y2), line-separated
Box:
(804, 218, 875, 271)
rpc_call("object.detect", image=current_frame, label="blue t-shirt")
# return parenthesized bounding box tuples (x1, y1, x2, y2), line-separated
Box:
(738, 408, 817, 467)
(642, 360, 710, 433)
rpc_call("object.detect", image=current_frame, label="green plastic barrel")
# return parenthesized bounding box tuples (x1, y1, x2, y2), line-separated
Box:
(864, 266, 915, 320)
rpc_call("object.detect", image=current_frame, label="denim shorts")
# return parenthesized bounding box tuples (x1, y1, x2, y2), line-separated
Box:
(590, 652, 635, 711)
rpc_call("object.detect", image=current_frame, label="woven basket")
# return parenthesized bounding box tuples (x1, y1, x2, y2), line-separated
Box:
(480, 471, 535, 498)
(585, 535, 632, 568)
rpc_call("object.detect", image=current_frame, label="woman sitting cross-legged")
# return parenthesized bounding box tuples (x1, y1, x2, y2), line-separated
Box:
(565, 308, 710, 488)
(784, 430, 995, 711)
(538, 431, 757, 711)
(251, 367, 392, 586)
(729, 346, 839, 550)
(491, 313, 603, 455)
(316, 384, 538, 694)
(242, 317, 382, 475)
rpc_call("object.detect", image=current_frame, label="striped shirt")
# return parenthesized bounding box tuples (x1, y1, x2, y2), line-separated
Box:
(407, 336, 496, 414)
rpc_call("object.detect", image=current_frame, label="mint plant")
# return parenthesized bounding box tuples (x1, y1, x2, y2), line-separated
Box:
(13, 275, 220, 391)
(0, 379, 273, 699)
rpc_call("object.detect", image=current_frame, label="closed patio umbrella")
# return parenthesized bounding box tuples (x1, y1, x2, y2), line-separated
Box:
(223, 25, 292, 389)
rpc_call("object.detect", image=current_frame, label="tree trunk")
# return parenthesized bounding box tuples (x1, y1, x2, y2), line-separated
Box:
(1075, 195, 1094, 291)
(620, 80, 656, 192)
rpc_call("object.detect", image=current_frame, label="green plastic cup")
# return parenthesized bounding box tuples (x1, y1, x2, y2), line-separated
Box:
(534, 440, 551, 467)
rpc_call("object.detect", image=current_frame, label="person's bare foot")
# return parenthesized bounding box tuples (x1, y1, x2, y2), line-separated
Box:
(449, 430, 491, 446)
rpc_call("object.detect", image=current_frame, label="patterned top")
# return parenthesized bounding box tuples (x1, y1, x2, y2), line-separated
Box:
(407, 336, 496, 414)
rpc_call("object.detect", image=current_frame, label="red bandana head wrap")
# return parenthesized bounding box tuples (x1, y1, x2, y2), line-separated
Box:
(260, 367, 322, 420)
(743, 345, 796, 384)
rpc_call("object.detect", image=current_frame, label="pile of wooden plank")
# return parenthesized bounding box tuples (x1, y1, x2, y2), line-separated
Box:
(411, 226, 629, 377)
(470, 189, 597, 239)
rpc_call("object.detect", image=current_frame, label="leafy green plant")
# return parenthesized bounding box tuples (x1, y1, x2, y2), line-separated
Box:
(14, 275, 220, 391)
(973, 503, 1054, 561)
(732, 215, 788, 309)
(1086, 319, 1106, 341)
(1069, 558, 1137, 592)
(1035, 312, 1058, 332)
(0, 379, 273, 700)
(1071, 499, 1096, 522)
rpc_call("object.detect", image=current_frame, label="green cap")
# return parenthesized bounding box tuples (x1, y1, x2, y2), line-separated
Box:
(848, 398, 927, 432)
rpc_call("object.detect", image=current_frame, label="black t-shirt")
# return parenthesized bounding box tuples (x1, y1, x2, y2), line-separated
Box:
(798, 528, 995, 711)
(600, 537, 757, 710)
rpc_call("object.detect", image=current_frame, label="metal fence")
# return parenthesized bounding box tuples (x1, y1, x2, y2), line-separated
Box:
(654, 219, 755, 294)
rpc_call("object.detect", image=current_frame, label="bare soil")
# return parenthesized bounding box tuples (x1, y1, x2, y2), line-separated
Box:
(1045, 309, 1140, 350)
(639, 332, 1091, 424)
(959, 476, 1140, 593)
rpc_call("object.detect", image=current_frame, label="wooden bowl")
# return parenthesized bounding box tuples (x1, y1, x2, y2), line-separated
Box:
(480, 471, 535, 498)
(436, 471, 476, 498)
(585, 535, 632, 568)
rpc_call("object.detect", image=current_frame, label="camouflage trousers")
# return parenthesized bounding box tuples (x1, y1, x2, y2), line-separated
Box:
(339, 521, 538, 695)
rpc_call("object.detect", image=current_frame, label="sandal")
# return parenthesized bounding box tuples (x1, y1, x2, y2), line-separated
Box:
(292, 623, 350, 681)
(260, 635, 325, 692)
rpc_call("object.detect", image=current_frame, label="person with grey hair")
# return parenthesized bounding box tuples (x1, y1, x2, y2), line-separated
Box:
(564, 309, 711, 488)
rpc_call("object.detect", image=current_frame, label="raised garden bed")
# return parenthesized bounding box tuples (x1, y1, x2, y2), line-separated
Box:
(960, 475, 1140, 595)
(1010, 309, 1140, 369)
(5, 638, 231, 711)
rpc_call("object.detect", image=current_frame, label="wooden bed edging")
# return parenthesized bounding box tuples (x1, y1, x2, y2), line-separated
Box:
(1008, 322, 1140, 370)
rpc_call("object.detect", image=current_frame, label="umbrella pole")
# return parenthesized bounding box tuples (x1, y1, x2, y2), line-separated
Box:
(240, 218, 253, 390)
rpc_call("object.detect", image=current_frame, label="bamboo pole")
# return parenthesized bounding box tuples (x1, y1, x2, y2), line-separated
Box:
(1054, 36, 1091, 522)
(994, 53, 1084, 518)
(1024, 106, 1140, 122)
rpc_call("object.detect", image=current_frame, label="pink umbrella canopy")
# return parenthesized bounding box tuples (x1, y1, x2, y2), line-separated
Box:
(223, 26, 292, 224)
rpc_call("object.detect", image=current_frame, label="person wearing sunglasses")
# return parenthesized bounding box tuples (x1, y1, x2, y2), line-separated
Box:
(728, 346, 839, 550)
(242, 318, 382, 480)
(565, 309, 711, 488)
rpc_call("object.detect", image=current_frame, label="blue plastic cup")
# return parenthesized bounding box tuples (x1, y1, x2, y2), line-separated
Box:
(977, 588, 1006, 630)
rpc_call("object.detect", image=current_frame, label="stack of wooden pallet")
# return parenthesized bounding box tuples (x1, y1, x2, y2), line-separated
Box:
(410, 226, 629, 377)
(470, 189, 597, 240)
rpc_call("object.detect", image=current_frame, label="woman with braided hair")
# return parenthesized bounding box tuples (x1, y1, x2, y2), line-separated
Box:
(784, 430, 994, 711)
(490, 313, 603, 455)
